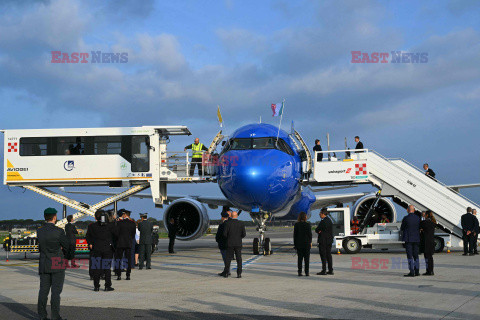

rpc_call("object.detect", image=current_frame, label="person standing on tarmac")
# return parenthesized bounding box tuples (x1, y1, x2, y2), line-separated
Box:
(315, 208, 334, 275)
(473, 209, 479, 255)
(216, 211, 230, 276)
(461, 207, 476, 256)
(37, 208, 69, 320)
(294, 212, 312, 277)
(167, 218, 177, 254)
(420, 211, 436, 276)
(114, 209, 136, 281)
(138, 213, 154, 269)
(401, 205, 421, 277)
(184, 138, 208, 176)
(86, 209, 115, 292)
(222, 211, 246, 278)
(65, 214, 79, 268)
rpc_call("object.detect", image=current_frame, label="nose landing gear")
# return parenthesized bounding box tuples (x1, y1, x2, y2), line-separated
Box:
(251, 211, 273, 256)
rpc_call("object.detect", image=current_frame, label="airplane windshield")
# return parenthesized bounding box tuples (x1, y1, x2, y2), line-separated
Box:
(252, 138, 275, 149)
(225, 137, 293, 155)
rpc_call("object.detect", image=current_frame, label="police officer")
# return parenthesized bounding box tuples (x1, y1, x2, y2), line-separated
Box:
(86, 209, 115, 291)
(184, 137, 208, 176)
(461, 207, 476, 256)
(65, 214, 79, 268)
(167, 218, 177, 254)
(315, 208, 333, 275)
(222, 211, 246, 278)
(114, 209, 136, 281)
(138, 213, 153, 269)
(216, 211, 229, 276)
(401, 205, 421, 277)
(473, 209, 479, 255)
(37, 208, 69, 320)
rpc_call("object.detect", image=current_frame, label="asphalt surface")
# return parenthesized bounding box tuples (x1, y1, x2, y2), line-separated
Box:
(0, 229, 479, 320)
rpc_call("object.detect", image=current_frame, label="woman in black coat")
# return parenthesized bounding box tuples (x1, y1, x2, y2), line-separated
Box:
(293, 212, 312, 276)
(420, 211, 436, 276)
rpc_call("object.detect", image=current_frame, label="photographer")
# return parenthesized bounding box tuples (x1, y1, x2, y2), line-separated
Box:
(86, 209, 115, 292)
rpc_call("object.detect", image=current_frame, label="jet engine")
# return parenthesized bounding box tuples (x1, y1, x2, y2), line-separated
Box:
(353, 194, 396, 224)
(163, 198, 210, 241)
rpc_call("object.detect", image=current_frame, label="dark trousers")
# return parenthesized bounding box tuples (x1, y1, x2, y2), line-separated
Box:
(88, 252, 94, 278)
(319, 243, 333, 272)
(66, 243, 76, 262)
(115, 247, 132, 277)
(224, 246, 242, 275)
(38, 271, 65, 320)
(297, 247, 310, 274)
(220, 249, 227, 264)
(405, 242, 420, 274)
(463, 233, 474, 254)
(424, 251, 434, 273)
(475, 233, 479, 253)
(138, 244, 152, 268)
(168, 236, 175, 253)
(189, 159, 202, 176)
(91, 251, 113, 288)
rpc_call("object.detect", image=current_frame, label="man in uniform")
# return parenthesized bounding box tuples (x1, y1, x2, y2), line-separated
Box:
(37, 208, 69, 320)
(65, 214, 79, 268)
(315, 208, 334, 275)
(216, 211, 229, 276)
(401, 205, 421, 277)
(138, 213, 154, 269)
(222, 211, 246, 278)
(167, 217, 177, 254)
(86, 209, 115, 291)
(114, 209, 136, 280)
(461, 207, 476, 256)
(473, 209, 479, 255)
(184, 137, 208, 176)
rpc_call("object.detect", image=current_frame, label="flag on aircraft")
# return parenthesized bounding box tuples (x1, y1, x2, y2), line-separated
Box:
(271, 102, 284, 117)
(217, 105, 223, 127)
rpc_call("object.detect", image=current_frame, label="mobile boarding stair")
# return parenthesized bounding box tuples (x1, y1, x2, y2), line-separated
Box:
(312, 149, 479, 246)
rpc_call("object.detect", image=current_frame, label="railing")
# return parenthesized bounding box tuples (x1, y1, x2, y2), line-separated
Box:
(314, 149, 369, 162)
(162, 151, 218, 178)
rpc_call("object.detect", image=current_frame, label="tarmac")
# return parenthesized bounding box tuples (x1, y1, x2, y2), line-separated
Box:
(0, 229, 479, 320)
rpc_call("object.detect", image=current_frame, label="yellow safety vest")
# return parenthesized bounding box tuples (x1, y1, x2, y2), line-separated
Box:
(192, 143, 204, 158)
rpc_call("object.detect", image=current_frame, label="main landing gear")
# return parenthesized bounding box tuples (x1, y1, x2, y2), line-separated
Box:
(250, 211, 273, 256)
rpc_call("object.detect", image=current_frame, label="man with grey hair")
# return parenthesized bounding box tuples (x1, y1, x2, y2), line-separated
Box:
(401, 205, 421, 277)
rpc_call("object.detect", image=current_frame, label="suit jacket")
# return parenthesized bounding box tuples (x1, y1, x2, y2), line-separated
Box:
(65, 222, 78, 245)
(401, 213, 421, 243)
(215, 221, 227, 250)
(86, 221, 115, 253)
(37, 223, 69, 274)
(294, 221, 312, 249)
(223, 219, 246, 248)
(355, 141, 364, 152)
(461, 213, 476, 232)
(474, 216, 479, 234)
(420, 218, 436, 253)
(138, 219, 154, 244)
(115, 218, 136, 248)
(315, 217, 333, 245)
(167, 222, 177, 239)
(313, 145, 323, 162)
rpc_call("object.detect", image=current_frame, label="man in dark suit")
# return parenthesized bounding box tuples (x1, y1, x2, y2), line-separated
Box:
(37, 208, 69, 320)
(401, 205, 421, 277)
(114, 209, 136, 280)
(222, 211, 246, 278)
(86, 209, 115, 291)
(294, 212, 312, 276)
(315, 208, 334, 275)
(138, 213, 153, 269)
(354, 136, 364, 153)
(313, 139, 323, 162)
(216, 211, 229, 276)
(461, 207, 476, 256)
(64, 214, 79, 268)
(167, 218, 177, 254)
(423, 163, 436, 180)
(473, 209, 479, 255)
(420, 211, 436, 276)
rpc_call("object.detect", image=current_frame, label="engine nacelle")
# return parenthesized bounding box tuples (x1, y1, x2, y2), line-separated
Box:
(353, 194, 397, 224)
(163, 198, 210, 241)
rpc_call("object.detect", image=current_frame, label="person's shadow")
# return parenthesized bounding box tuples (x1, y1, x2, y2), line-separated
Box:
(0, 294, 38, 319)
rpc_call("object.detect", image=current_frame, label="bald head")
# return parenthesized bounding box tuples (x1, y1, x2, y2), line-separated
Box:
(231, 211, 238, 219)
(194, 138, 199, 144)
(407, 205, 415, 213)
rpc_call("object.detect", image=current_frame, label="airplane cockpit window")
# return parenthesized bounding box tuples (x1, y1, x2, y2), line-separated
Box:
(252, 138, 275, 149)
(230, 138, 251, 150)
(276, 139, 294, 156)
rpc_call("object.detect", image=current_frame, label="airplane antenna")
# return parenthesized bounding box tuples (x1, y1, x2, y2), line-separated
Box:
(259, 116, 262, 123)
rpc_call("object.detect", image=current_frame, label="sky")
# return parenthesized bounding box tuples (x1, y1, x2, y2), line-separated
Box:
(0, 0, 479, 222)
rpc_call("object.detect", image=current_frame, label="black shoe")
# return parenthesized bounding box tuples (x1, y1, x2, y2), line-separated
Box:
(104, 287, 115, 292)
(222, 273, 229, 278)
(94, 287, 100, 292)
(126, 275, 130, 280)
(423, 272, 434, 276)
(327, 270, 334, 275)
(218, 272, 225, 276)
(146, 267, 152, 270)
(415, 272, 420, 277)
(317, 271, 327, 275)
(298, 272, 303, 276)
(139, 267, 143, 270)
(305, 273, 310, 277)
(462, 253, 468, 256)
(116, 276, 121, 280)
(237, 274, 242, 278)
(404, 273, 415, 277)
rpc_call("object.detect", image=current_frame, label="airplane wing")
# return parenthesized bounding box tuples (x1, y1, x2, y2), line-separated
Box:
(310, 192, 368, 210)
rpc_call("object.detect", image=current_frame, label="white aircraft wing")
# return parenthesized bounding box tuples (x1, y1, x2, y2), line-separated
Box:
(448, 183, 480, 192)
(310, 192, 368, 210)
